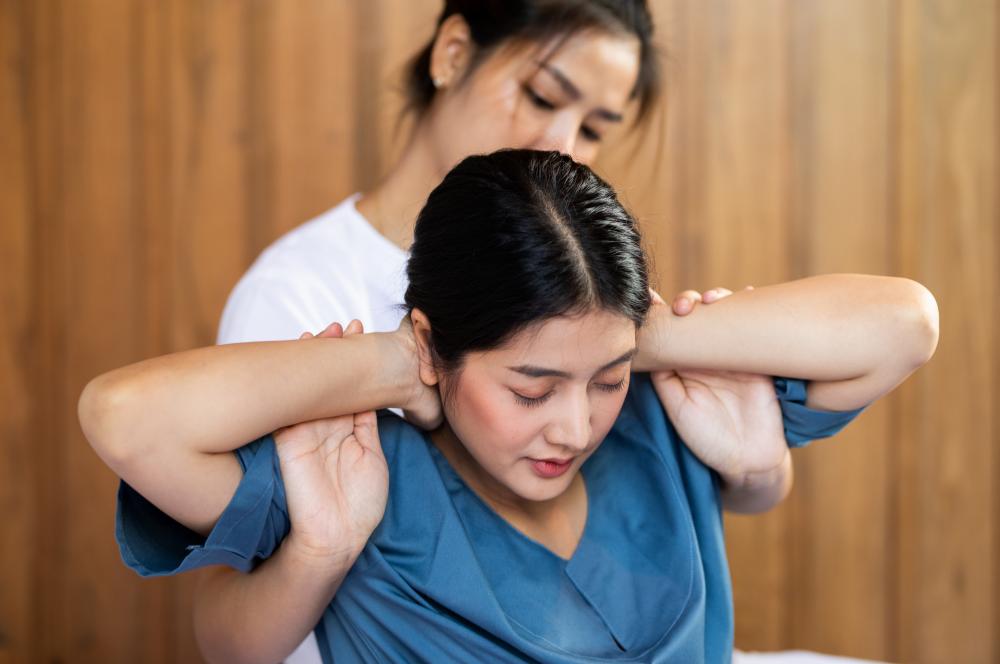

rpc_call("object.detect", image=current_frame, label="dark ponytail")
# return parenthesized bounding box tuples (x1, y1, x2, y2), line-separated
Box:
(405, 149, 650, 374)
(405, 1, 661, 126)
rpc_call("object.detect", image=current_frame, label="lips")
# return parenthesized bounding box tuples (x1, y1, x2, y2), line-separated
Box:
(530, 457, 573, 479)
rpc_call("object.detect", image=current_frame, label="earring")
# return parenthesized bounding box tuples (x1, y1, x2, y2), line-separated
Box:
(432, 76, 444, 89)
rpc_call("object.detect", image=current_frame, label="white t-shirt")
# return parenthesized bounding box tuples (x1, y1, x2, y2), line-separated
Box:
(217, 194, 409, 344)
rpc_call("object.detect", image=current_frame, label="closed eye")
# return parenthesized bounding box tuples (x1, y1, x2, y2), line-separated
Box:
(512, 390, 552, 408)
(593, 377, 627, 393)
(580, 125, 602, 142)
(523, 85, 556, 111)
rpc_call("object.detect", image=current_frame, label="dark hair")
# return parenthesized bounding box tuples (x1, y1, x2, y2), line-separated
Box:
(405, 149, 651, 375)
(405, 0, 661, 125)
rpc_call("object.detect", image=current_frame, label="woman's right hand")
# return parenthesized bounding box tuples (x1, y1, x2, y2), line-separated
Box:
(274, 320, 389, 568)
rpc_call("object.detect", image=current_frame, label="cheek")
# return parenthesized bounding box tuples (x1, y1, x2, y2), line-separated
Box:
(451, 381, 539, 457)
(460, 79, 545, 150)
(590, 390, 629, 441)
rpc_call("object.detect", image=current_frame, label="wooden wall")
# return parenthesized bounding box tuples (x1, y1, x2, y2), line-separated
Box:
(1, 1, 996, 662)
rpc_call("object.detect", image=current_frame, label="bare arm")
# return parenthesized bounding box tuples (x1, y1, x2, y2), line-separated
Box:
(193, 545, 354, 664)
(78, 331, 415, 536)
(636, 274, 939, 411)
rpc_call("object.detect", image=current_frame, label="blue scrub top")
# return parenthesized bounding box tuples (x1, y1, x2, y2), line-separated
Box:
(116, 374, 861, 663)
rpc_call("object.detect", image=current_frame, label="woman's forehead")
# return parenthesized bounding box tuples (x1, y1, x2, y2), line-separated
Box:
(493, 30, 641, 105)
(473, 311, 637, 374)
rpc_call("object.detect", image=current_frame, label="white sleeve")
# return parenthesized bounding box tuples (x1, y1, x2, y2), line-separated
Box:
(216, 272, 347, 344)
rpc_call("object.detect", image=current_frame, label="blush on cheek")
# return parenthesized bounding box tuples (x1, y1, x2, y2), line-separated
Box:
(448, 372, 534, 465)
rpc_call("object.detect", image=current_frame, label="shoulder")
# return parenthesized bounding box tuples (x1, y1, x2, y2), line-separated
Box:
(374, 411, 433, 469)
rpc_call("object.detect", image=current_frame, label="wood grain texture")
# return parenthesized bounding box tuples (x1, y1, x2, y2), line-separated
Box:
(893, 1, 997, 662)
(786, 1, 893, 658)
(0, 1, 995, 661)
(0, 0, 33, 661)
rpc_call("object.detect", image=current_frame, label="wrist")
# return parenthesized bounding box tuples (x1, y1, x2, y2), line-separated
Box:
(373, 329, 423, 410)
(280, 532, 363, 580)
(634, 303, 673, 372)
(719, 448, 791, 491)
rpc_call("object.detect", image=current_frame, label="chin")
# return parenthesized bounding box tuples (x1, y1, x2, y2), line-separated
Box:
(509, 471, 576, 503)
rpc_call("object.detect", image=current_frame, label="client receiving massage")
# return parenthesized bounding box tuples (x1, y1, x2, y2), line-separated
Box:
(79, 150, 938, 663)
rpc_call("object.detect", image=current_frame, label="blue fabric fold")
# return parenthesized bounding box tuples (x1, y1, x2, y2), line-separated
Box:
(774, 378, 865, 447)
(115, 434, 288, 576)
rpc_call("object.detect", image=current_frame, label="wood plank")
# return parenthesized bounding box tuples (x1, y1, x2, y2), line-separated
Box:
(787, 0, 894, 658)
(56, 1, 169, 661)
(0, 0, 35, 661)
(678, 0, 796, 651)
(167, 0, 252, 350)
(893, 0, 997, 661)
(270, 0, 361, 239)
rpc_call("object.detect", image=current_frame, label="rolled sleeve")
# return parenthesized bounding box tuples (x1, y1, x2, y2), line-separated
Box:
(775, 378, 866, 448)
(115, 435, 290, 577)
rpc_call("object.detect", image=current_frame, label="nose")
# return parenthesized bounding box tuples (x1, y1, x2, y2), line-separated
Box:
(545, 392, 592, 453)
(534, 119, 579, 161)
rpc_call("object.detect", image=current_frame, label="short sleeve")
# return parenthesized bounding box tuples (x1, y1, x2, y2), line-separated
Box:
(115, 435, 290, 577)
(775, 378, 866, 448)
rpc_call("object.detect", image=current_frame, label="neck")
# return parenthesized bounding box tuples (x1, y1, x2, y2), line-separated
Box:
(356, 118, 447, 251)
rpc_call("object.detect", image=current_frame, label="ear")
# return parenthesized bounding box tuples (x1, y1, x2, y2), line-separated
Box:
(429, 13, 474, 90)
(409, 308, 441, 387)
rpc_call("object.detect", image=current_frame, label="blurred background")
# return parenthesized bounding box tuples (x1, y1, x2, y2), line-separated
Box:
(0, 0, 996, 662)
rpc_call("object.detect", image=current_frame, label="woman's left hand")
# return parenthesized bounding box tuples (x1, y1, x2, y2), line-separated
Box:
(650, 287, 789, 484)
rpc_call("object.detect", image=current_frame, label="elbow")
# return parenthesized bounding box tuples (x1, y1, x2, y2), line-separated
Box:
(78, 372, 143, 469)
(893, 279, 940, 370)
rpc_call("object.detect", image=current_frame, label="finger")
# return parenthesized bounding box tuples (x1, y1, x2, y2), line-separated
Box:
(701, 287, 733, 304)
(344, 319, 364, 336)
(299, 331, 314, 340)
(315, 322, 344, 339)
(649, 370, 689, 415)
(671, 290, 702, 316)
(648, 287, 667, 306)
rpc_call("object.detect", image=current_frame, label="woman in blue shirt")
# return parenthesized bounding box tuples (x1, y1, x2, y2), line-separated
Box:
(81, 150, 938, 663)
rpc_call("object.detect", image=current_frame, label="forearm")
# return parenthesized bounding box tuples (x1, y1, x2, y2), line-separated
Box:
(719, 449, 794, 514)
(80, 332, 411, 461)
(194, 538, 359, 664)
(636, 274, 939, 410)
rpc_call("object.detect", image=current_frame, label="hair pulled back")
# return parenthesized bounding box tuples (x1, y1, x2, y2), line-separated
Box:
(406, 0, 661, 125)
(405, 149, 651, 374)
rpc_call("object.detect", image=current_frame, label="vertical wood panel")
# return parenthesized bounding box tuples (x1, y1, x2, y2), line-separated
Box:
(0, 0, 33, 661)
(893, 1, 997, 661)
(167, 0, 252, 350)
(787, 1, 893, 658)
(270, 1, 360, 237)
(59, 1, 155, 661)
(26, 0, 70, 660)
(675, 0, 796, 650)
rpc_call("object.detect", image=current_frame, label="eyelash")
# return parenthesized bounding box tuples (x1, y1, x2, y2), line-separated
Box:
(512, 378, 627, 408)
(524, 85, 556, 110)
(523, 86, 602, 143)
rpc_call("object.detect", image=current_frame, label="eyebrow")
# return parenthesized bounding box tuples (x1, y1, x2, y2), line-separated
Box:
(537, 63, 625, 123)
(507, 348, 638, 379)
